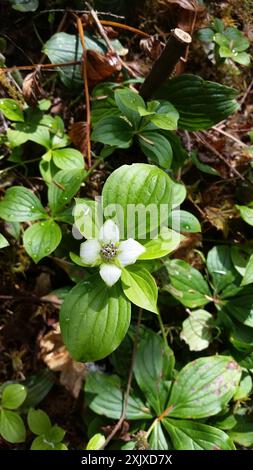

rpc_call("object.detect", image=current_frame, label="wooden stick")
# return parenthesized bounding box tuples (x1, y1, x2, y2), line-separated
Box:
(139, 28, 192, 101)
(76, 16, 92, 168)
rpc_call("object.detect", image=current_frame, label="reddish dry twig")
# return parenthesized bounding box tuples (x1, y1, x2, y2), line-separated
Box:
(194, 131, 245, 181)
(100, 20, 150, 38)
(0, 61, 81, 74)
(76, 16, 92, 168)
(86, 3, 138, 78)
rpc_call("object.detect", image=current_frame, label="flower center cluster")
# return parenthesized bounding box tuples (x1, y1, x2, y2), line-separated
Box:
(100, 243, 118, 261)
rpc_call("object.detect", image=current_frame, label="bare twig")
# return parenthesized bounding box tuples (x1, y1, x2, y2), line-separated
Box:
(36, 9, 125, 19)
(0, 61, 81, 74)
(76, 16, 92, 168)
(212, 126, 247, 148)
(194, 132, 245, 180)
(139, 28, 192, 100)
(101, 308, 143, 449)
(240, 77, 253, 106)
(86, 2, 138, 78)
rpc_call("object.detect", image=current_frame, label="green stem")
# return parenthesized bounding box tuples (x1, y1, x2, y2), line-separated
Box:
(83, 156, 105, 181)
(1, 157, 41, 174)
(146, 418, 158, 439)
(157, 308, 168, 348)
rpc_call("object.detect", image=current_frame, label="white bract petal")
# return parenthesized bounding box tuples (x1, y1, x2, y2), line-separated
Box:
(99, 219, 120, 244)
(117, 238, 146, 267)
(80, 239, 101, 265)
(99, 263, 122, 287)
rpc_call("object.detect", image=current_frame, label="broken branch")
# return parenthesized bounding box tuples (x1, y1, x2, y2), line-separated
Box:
(139, 28, 192, 101)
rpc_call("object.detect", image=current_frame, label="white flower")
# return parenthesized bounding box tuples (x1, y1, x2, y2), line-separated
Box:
(80, 220, 145, 287)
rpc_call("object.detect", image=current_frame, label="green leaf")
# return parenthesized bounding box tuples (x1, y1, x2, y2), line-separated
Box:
(1, 384, 27, 410)
(27, 408, 51, 436)
(138, 131, 173, 168)
(139, 227, 181, 260)
(4, 221, 20, 240)
(114, 88, 145, 127)
(0, 233, 9, 248)
(86, 433, 105, 450)
(230, 246, 251, 277)
(20, 369, 54, 412)
(241, 254, 253, 286)
(91, 117, 133, 148)
(168, 356, 241, 419)
(60, 277, 131, 362)
(0, 409, 26, 443)
(163, 419, 235, 450)
(149, 422, 169, 450)
(234, 371, 252, 400)
(133, 329, 174, 414)
(233, 52, 251, 66)
(43, 32, 103, 87)
(191, 151, 219, 175)
(91, 85, 119, 125)
(229, 322, 253, 352)
(47, 425, 65, 443)
(155, 74, 239, 130)
(171, 179, 187, 206)
(0, 98, 24, 122)
(207, 245, 241, 295)
(121, 265, 158, 314)
(197, 27, 215, 43)
(74, 198, 102, 239)
(168, 210, 201, 233)
(85, 371, 152, 420)
(223, 285, 253, 327)
(52, 148, 84, 171)
(48, 169, 85, 214)
(165, 259, 212, 308)
(0, 186, 47, 222)
(23, 220, 62, 263)
(9, 0, 39, 12)
(150, 110, 179, 130)
(180, 309, 214, 351)
(31, 435, 67, 450)
(102, 163, 173, 238)
(229, 416, 253, 447)
(236, 204, 253, 226)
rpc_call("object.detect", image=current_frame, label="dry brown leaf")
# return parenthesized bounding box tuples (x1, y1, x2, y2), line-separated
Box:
(158, 0, 206, 32)
(39, 323, 87, 398)
(140, 35, 164, 60)
(69, 121, 87, 156)
(83, 49, 122, 85)
(22, 68, 44, 106)
(166, 0, 204, 12)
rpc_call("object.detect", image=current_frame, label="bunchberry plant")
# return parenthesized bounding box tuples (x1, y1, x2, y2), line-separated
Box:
(0, 168, 85, 262)
(198, 18, 251, 66)
(27, 408, 67, 450)
(0, 384, 27, 443)
(0, 98, 85, 182)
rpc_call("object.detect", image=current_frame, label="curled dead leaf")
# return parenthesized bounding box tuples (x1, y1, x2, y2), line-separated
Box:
(39, 323, 87, 398)
(69, 121, 87, 156)
(22, 68, 44, 106)
(82, 49, 122, 85)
